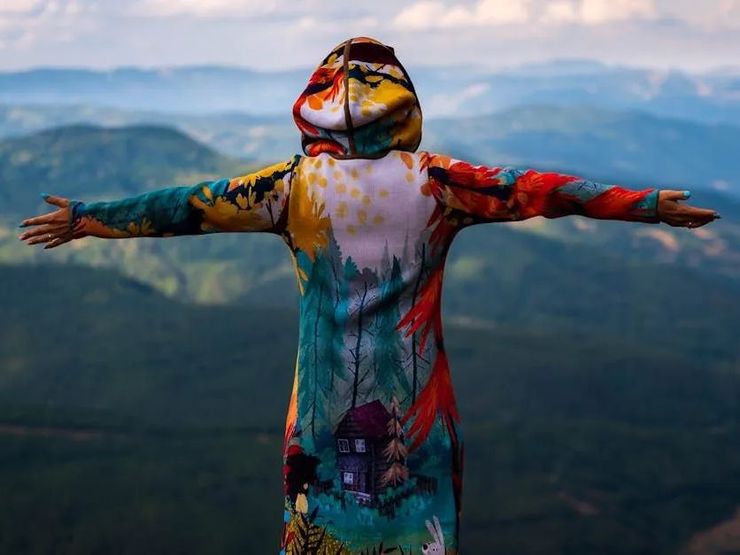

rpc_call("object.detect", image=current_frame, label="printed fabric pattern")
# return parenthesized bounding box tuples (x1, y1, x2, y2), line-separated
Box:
(69, 37, 661, 554)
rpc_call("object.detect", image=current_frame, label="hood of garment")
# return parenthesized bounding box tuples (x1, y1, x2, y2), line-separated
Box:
(292, 36, 423, 159)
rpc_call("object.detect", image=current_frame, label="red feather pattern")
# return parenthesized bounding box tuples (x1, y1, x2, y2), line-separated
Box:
(424, 153, 661, 224)
(395, 263, 464, 514)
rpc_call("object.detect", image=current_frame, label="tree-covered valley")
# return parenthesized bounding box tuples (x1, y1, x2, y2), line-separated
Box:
(0, 94, 739, 553)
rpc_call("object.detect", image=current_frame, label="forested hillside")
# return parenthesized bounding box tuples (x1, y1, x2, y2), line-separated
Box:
(0, 112, 738, 553)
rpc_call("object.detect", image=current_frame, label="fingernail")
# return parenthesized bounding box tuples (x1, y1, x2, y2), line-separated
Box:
(683, 190, 691, 199)
(714, 213, 721, 219)
(18, 222, 26, 228)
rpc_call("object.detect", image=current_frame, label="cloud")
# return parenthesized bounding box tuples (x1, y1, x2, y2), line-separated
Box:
(394, 0, 658, 29)
(425, 83, 490, 116)
(393, 0, 529, 29)
(541, 1, 580, 24)
(0, 0, 738, 71)
(0, 1, 42, 14)
(662, 0, 740, 30)
(0, 0, 91, 52)
(1, 0, 86, 16)
(542, 0, 657, 24)
(579, 0, 657, 24)
(293, 14, 378, 35)
(127, 0, 281, 17)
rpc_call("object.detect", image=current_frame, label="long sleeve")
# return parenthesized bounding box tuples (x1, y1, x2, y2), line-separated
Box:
(70, 156, 301, 238)
(422, 153, 662, 228)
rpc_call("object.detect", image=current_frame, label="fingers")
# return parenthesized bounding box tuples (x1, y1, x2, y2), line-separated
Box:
(19, 212, 56, 227)
(26, 230, 70, 246)
(657, 189, 721, 229)
(665, 210, 718, 228)
(19, 224, 71, 246)
(18, 196, 78, 249)
(44, 235, 72, 249)
(664, 215, 715, 228)
(19, 209, 67, 228)
(18, 194, 71, 228)
(43, 194, 70, 208)
(685, 217, 710, 229)
(18, 222, 67, 241)
(678, 205, 718, 220)
(661, 190, 691, 201)
(671, 205, 718, 222)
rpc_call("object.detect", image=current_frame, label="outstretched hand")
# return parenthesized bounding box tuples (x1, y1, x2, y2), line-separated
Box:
(17, 194, 82, 249)
(658, 190, 720, 229)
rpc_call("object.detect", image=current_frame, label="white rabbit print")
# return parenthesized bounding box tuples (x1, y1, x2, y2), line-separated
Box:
(422, 515, 446, 554)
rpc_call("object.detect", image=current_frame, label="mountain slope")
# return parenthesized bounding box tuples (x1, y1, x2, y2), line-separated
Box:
(2, 103, 736, 200)
(447, 223, 740, 363)
(424, 104, 740, 196)
(0, 124, 243, 214)
(1, 122, 739, 310)
(0, 104, 298, 158)
(0, 262, 739, 554)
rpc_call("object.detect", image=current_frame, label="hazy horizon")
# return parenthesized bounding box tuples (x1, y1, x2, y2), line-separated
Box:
(2, 55, 739, 76)
(1, 1, 739, 73)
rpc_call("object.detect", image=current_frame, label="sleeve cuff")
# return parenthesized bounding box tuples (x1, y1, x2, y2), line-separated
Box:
(638, 189, 661, 223)
(69, 200, 86, 230)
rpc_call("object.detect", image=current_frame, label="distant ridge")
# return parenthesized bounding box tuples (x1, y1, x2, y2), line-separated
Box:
(0, 124, 241, 212)
(0, 61, 738, 123)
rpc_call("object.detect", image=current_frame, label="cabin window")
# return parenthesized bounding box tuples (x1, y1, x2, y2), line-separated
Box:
(338, 438, 349, 453)
(355, 439, 366, 453)
(343, 472, 354, 485)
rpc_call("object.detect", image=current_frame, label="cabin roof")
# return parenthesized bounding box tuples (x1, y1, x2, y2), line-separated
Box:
(337, 399, 392, 438)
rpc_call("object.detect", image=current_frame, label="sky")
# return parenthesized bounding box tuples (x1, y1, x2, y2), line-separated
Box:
(0, 0, 738, 73)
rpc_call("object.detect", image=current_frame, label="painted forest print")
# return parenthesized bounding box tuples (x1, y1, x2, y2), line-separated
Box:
(63, 37, 661, 554)
(280, 151, 465, 553)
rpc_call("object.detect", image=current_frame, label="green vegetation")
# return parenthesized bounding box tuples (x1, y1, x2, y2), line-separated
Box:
(0, 262, 738, 554)
(424, 105, 740, 192)
(0, 124, 242, 215)
(0, 125, 295, 306)
(1, 122, 739, 553)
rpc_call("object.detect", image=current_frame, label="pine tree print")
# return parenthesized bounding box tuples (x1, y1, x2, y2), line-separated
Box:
(373, 256, 412, 404)
(380, 395, 409, 487)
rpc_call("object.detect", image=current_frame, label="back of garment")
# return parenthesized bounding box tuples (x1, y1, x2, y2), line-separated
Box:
(70, 37, 662, 554)
(280, 37, 660, 554)
(282, 149, 466, 553)
(279, 149, 659, 554)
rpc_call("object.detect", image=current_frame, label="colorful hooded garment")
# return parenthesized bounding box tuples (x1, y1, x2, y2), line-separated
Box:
(68, 37, 662, 554)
